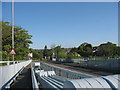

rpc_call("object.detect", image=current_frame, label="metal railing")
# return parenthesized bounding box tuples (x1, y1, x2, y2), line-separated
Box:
(0, 60, 32, 89)
(31, 63, 39, 90)
(40, 62, 92, 79)
(1, 67, 24, 89)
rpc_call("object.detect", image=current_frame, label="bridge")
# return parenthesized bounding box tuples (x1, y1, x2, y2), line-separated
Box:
(0, 60, 120, 89)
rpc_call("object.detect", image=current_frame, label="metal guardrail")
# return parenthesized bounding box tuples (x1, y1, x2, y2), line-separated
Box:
(0, 61, 19, 63)
(31, 63, 39, 90)
(0, 61, 19, 66)
(36, 74, 64, 89)
(33, 62, 65, 89)
(40, 62, 92, 79)
(0, 60, 32, 89)
(0, 60, 29, 66)
(1, 66, 24, 89)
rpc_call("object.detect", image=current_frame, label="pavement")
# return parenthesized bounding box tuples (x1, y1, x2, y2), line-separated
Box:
(10, 64, 32, 89)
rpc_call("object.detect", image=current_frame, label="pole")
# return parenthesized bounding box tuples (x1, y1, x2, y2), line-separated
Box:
(12, 0, 15, 74)
(12, 0, 14, 61)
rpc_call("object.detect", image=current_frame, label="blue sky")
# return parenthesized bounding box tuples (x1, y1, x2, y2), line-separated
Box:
(2, 2, 118, 49)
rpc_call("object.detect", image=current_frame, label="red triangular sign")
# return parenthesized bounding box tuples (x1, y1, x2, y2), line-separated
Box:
(9, 48, 16, 55)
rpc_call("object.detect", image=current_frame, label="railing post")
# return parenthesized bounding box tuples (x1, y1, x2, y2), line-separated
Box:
(13, 61, 15, 65)
(7, 61, 10, 65)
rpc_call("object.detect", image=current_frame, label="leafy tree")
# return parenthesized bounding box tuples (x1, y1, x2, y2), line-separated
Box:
(43, 45, 48, 59)
(57, 48, 67, 59)
(33, 50, 42, 60)
(67, 52, 74, 59)
(92, 46, 98, 56)
(68, 47, 81, 59)
(48, 45, 67, 60)
(2, 21, 32, 60)
(96, 42, 117, 56)
(70, 47, 78, 53)
(47, 49, 54, 57)
(77, 42, 93, 57)
(29, 49, 43, 60)
(116, 46, 120, 56)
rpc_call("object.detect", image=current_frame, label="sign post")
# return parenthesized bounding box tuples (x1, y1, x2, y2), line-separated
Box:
(12, 0, 15, 61)
(11, 0, 15, 75)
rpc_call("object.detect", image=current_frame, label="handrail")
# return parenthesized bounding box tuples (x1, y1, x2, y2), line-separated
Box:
(1, 66, 24, 89)
(31, 63, 39, 90)
(0, 60, 32, 88)
(0, 60, 31, 64)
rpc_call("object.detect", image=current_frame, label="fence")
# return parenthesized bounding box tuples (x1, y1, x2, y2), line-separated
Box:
(40, 62, 92, 79)
(59, 58, 120, 73)
(0, 60, 32, 88)
(71, 59, 120, 73)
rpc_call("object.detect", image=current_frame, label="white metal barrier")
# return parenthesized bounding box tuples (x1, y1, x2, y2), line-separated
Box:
(0, 60, 32, 88)
(63, 74, 120, 89)
(31, 63, 39, 90)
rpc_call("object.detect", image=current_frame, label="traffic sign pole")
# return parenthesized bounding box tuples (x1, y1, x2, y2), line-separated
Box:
(12, 0, 15, 75)
(12, 0, 14, 61)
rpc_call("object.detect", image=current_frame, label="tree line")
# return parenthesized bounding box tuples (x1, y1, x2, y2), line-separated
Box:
(33, 42, 120, 60)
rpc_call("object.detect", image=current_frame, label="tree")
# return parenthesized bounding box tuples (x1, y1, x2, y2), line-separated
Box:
(32, 49, 43, 60)
(43, 45, 48, 59)
(49, 45, 67, 60)
(96, 42, 117, 56)
(92, 46, 98, 56)
(77, 42, 93, 57)
(57, 47, 67, 59)
(70, 47, 78, 53)
(68, 47, 81, 59)
(116, 46, 120, 56)
(2, 21, 32, 60)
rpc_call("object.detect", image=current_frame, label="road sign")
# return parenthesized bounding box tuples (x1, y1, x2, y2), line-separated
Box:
(9, 48, 16, 55)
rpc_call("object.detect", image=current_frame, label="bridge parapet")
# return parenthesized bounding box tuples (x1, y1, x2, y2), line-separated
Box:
(0, 60, 32, 89)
